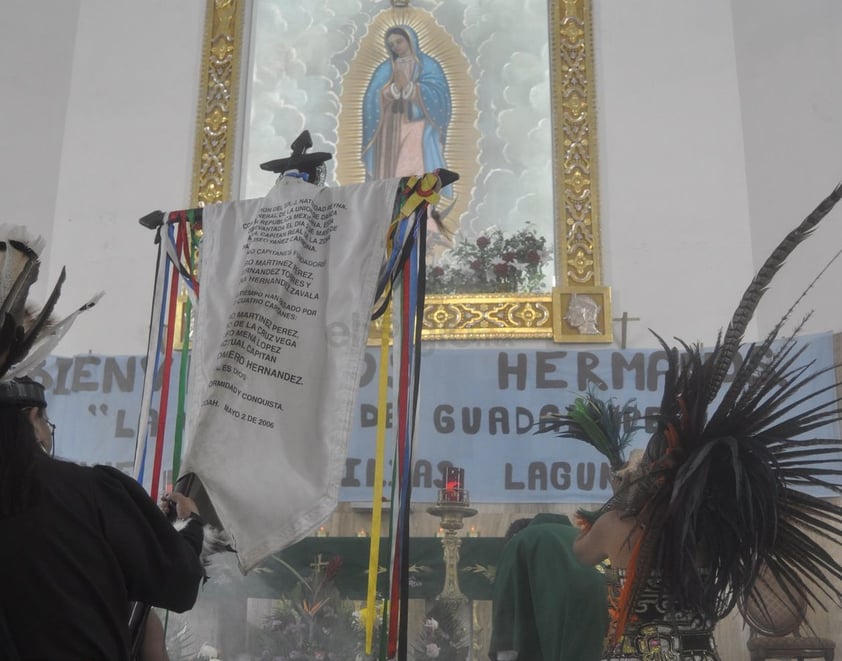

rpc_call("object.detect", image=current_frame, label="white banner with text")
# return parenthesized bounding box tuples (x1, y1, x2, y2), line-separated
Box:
(179, 176, 401, 569)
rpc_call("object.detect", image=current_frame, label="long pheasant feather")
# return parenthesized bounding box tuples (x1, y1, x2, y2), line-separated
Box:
(707, 181, 842, 403)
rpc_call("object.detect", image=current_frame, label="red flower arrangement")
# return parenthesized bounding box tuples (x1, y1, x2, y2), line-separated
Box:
(427, 223, 549, 294)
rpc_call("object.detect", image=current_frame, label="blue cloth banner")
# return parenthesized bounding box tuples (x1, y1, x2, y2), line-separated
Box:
(30, 333, 840, 503)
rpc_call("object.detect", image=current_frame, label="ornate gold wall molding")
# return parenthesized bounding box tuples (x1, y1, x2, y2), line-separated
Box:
(191, 0, 245, 207)
(192, 0, 610, 342)
(548, 0, 611, 343)
(550, 0, 603, 289)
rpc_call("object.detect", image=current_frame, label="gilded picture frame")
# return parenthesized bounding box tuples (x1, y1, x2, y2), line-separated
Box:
(190, 0, 611, 343)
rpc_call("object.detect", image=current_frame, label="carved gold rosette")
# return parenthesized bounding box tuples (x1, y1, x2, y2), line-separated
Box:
(192, 0, 611, 342)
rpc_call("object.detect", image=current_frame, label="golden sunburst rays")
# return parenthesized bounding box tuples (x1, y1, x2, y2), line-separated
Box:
(336, 7, 480, 235)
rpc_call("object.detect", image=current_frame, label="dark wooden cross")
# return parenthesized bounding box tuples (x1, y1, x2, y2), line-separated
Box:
(612, 311, 641, 349)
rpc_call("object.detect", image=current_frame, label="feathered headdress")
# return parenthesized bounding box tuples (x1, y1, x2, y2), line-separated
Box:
(0, 224, 102, 402)
(608, 181, 842, 640)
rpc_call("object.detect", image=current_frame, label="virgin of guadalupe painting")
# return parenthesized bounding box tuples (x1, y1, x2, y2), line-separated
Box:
(361, 25, 452, 200)
(240, 1, 562, 298)
(337, 7, 479, 251)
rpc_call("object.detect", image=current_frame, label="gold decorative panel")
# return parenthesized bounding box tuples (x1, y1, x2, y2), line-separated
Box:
(191, 0, 245, 207)
(422, 294, 554, 341)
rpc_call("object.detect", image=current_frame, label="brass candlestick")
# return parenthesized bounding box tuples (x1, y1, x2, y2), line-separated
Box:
(427, 488, 477, 602)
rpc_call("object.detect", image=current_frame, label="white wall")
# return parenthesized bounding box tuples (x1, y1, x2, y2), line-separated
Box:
(2, 0, 841, 355)
(733, 0, 842, 336)
(593, 0, 756, 348)
(2, 0, 205, 355)
(0, 0, 80, 301)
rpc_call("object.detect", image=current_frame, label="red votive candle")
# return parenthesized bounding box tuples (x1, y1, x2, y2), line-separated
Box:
(444, 466, 465, 502)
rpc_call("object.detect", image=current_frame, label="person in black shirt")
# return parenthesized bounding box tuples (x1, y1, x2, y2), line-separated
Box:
(0, 377, 205, 660)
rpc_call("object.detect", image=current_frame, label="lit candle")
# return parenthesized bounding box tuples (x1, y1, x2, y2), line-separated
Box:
(357, 528, 369, 538)
(444, 466, 465, 503)
(316, 526, 328, 537)
(468, 526, 480, 538)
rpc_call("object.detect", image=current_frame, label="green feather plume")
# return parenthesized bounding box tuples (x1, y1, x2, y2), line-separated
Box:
(540, 388, 643, 471)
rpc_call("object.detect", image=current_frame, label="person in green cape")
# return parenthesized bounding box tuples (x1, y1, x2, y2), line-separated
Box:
(488, 512, 609, 661)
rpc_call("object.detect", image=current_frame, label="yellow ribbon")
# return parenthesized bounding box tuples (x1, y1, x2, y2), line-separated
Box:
(365, 304, 391, 654)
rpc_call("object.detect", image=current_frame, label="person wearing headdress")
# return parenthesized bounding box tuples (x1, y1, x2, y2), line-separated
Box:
(0, 227, 205, 660)
(544, 182, 842, 660)
(362, 25, 452, 198)
(487, 423, 643, 661)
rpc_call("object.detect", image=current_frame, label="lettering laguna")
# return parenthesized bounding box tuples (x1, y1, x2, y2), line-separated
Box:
(504, 461, 613, 492)
(340, 457, 614, 493)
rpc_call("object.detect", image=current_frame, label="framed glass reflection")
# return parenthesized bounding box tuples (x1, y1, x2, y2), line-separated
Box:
(191, 0, 611, 342)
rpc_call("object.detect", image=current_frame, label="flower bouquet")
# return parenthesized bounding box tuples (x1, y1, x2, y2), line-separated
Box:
(427, 223, 550, 294)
